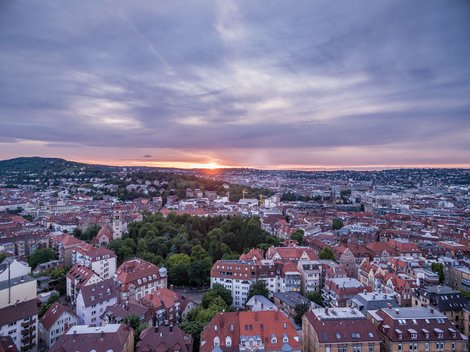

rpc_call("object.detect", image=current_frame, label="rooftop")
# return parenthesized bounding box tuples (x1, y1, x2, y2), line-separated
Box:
(313, 307, 365, 320)
(66, 324, 121, 335)
(381, 307, 446, 320)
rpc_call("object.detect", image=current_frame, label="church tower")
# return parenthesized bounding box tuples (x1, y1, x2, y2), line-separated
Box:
(112, 206, 123, 239)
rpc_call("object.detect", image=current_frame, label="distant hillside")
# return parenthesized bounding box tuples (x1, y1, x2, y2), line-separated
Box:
(0, 157, 115, 175)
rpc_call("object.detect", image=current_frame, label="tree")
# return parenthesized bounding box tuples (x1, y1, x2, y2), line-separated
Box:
(332, 217, 344, 230)
(79, 224, 101, 242)
(0, 253, 7, 264)
(307, 291, 324, 306)
(294, 303, 310, 325)
(290, 229, 304, 245)
(49, 267, 68, 295)
(180, 320, 204, 352)
(431, 262, 445, 283)
(38, 293, 59, 317)
(247, 281, 269, 301)
(166, 253, 190, 286)
(125, 314, 147, 342)
(29, 248, 55, 269)
(319, 247, 336, 261)
(202, 284, 232, 308)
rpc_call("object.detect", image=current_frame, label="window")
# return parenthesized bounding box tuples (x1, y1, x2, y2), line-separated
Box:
(368, 344, 374, 352)
(397, 344, 402, 351)
(425, 343, 429, 351)
(352, 344, 362, 352)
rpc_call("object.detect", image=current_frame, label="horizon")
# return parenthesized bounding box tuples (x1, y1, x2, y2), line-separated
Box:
(1, 1, 469, 169)
(2, 155, 470, 172)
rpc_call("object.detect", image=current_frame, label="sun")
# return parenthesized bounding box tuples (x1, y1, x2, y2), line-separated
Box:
(199, 162, 220, 170)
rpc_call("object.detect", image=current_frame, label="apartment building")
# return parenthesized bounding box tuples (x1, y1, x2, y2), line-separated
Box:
(303, 308, 381, 352)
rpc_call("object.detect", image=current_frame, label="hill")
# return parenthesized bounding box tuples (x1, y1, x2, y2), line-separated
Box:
(0, 156, 124, 176)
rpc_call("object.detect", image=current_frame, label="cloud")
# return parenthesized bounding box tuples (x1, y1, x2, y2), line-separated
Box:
(0, 0, 469, 167)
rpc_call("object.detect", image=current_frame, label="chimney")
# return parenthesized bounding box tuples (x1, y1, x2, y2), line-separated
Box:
(170, 325, 173, 333)
(395, 309, 399, 315)
(430, 308, 434, 314)
(325, 308, 329, 315)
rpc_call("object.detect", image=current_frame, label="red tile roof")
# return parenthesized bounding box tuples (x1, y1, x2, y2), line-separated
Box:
(201, 311, 300, 352)
(40, 302, 77, 331)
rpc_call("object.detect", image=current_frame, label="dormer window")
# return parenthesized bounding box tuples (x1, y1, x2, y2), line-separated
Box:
(213, 337, 220, 347)
(271, 336, 277, 344)
(225, 336, 232, 347)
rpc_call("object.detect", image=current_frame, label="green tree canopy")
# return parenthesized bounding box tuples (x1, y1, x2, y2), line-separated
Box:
(29, 248, 55, 269)
(247, 281, 270, 301)
(290, 229, 304, 245)
(319, 247, 336, 261)
(306, 291, 324, 306)
(294, 303, 310, 325)
(202, 284, 233, 308)
(431, 262, 445, 283)
(332, 218, 344, 230)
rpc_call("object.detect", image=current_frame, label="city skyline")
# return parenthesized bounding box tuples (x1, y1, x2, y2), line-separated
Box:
(1, 1, 469, 169)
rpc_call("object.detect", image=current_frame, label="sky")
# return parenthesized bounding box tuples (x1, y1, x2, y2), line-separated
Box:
(0, 0, 469, 170)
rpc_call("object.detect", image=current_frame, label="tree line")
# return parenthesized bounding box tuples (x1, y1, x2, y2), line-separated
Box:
(107, 213, 280, 287)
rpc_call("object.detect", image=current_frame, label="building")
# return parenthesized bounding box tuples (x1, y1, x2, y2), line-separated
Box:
(0, 300, 37, 352)
(369, 307, 468, 352)
(349, 291, 398, 315)
(0, 258, 38, 351)
(200, 311, 301, 352)
(51, 233, 84, 267)
(112, 207, 125, 240)
(413, 285, 468, 332)
(302, 307, 381, 352)
(136, 326, 193, 352)
(297, 260, 321, 294)
(91, 226, 113, 247)
(50, 324, 134, 352)
(273, 291, 314, 321)
(446, 265, 470, 291)
(245, 295, 278, 312)
(75, 278, 118, 326)
(0, 336, 18, 352)
(115, 258, 168, 301)
(322, 277, 366, 307)
(66, 264, 103, 303)
(210, 260, 259, 308)
(39, 302, 78, 348)
(101, 300, 153, 327)
(72, 242, 117, 280)
(211, 259, 308, 308)
(0, 258, 36, 308)
(140, 288, 195, 326)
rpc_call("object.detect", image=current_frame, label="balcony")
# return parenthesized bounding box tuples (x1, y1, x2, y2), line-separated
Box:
(21, 319, 36, 328)
(461, 278, 470, 288)
(21, 327, 35, 335)
(21, 335, 35, 344)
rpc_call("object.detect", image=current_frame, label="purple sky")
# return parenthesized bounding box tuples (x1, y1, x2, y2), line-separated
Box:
(1, 0, 469, 169)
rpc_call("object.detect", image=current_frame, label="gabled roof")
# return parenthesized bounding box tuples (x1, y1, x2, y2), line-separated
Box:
(40, 302, 78, 331)
(137, 326, 193, 352)
(115, 258, 163, 291)
(92, 226, 113, 244)
(201, 311, 300, 352)
(78, 278, 118, 307)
